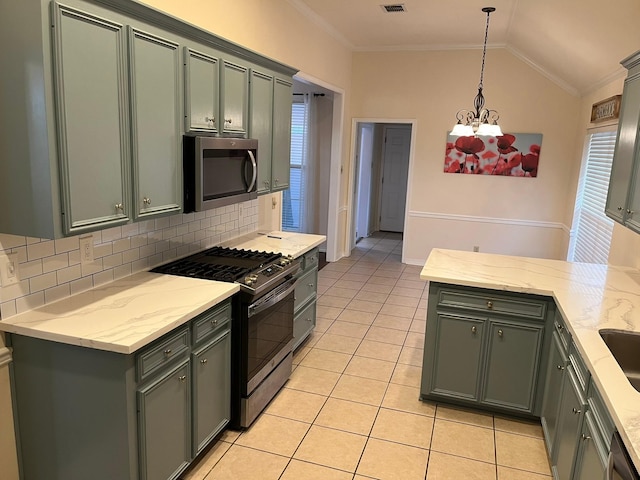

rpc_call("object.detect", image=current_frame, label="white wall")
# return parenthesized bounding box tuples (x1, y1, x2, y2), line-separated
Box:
(350, 49, 582, 264)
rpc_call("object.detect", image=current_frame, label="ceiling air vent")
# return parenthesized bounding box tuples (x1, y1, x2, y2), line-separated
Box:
(381, 4, 406, 13)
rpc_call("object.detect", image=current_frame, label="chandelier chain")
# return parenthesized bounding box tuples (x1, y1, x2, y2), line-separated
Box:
(478, 9, 492, 90)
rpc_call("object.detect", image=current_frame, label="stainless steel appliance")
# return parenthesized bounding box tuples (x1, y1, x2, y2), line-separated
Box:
(151, 246, 300, 428)
(609, 432, 640, 480)
(183, 136, 258, 212)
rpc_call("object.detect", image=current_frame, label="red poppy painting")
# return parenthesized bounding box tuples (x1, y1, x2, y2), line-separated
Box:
(443, 132, 543, 177)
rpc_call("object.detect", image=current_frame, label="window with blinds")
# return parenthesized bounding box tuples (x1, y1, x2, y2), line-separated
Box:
(568, 130, 617, 264)
(282, 101, 307, 232)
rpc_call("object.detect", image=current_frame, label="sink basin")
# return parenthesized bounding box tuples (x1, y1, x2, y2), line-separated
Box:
(599, 329, 640, 392)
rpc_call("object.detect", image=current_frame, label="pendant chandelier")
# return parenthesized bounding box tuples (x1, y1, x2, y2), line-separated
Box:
(451, 7, 503, 137)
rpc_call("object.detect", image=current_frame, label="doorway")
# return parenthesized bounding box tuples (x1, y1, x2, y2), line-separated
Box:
(351, 122, 413, 250)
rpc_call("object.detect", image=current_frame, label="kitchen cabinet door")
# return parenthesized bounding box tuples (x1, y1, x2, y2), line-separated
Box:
(553, 365, 586, 480)
(129, 28, 182, 220)
(221, 59, 249, 136)
(481, 321, 543, 414)
(573, 412, 608, 480)
(185, 48, 219, 133)
(52, 3, 131, 234)
(540, 332, 567, 460)
(192, 330, 231, 456)
(424, 313, 485, 402)
(271, 77, 293, 191)
(249, 69, 274, 194)
(138, 360, 191, 480)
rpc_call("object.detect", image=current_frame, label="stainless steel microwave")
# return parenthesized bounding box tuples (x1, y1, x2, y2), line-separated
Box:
(183, 136, 258, 212)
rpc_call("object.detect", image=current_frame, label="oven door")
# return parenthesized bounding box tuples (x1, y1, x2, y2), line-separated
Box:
(244, 277, 296, 395)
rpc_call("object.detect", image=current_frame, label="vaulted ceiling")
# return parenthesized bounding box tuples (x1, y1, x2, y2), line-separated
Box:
(289, 0, 640, 95)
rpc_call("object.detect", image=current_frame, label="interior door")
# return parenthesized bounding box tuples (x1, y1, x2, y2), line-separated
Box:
(379, 126, 411, 232)
(355, 123, 374, 242)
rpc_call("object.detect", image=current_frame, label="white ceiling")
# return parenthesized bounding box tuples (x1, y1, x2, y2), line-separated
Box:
(289, 0, 640, 95)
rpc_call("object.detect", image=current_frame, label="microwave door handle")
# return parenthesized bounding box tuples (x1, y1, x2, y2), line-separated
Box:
(247, 150, 257, 192)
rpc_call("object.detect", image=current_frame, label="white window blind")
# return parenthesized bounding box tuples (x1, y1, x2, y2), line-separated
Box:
(569, 131, 616, 264)
(282, 101, 307, 232)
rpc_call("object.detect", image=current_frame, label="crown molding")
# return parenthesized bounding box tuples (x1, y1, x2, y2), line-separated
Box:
(286, 0, 355, 50)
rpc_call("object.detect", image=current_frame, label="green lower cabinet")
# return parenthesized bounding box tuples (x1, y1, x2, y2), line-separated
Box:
(481, 321, 543, 412)
(137, 360, 191, 480)
(425, 313, 484, 401)
(573, 412, 608, 480)
(541, 332, 568, 458)
(293, 301, 316, 350)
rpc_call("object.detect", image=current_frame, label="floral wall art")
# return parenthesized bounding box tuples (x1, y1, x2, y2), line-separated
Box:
(444, 133, 543, 177)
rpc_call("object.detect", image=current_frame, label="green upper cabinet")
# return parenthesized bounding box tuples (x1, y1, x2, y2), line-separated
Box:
(220, 59, 249, 136)
(271, 77, 293, 191)
(129, 28, 182, 219)
(52, 3, 131, 234)
(184, 48, 220, 134)
(249, 69, 274, 194)
(606, 51, 640, 231)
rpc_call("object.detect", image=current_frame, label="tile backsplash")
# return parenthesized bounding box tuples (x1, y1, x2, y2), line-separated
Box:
(0, 200, 258, 320)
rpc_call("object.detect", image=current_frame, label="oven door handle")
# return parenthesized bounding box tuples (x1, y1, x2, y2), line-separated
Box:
(247, 150, 257, 193)
(248, 278, 297, 318)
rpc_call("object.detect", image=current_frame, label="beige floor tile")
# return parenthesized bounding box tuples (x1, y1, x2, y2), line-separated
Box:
(299, 348, 352, 373)
(348, 267, 378, 276)
(361, 283, 394, 295)
(344, 355, 396, 382)
(318, 295, 351, 308)
(303, 331, 321, 348)
(404, 332, 425, 349)
(436, 405, 494, 428)
(322, 264, 350, 273)
(264, 387, 327, 423)
(365, 326, 408, 345)
(218, 428, 240, 443)
(385, 295, 420, 308)
(334, 279, 365, 290)
(182, 440, 231, 480)
(318, 269, 344, 279)
(293, 425, 367, 472)
(397, 346, 424, 367)
(413, 308, 427, 320)
(396, 279, 427, 290)
(325, 286, 359, 299)
(235, 414, 310, 456)
(495, 431, 551, 475)
(370, 407, 434, 449)
(314, 333, 362, 354)
(314, 317, 333, 334)
(409, 319, 426, 333)
(382, 383, 436, 417)
(355, 339, 402, 362)
(390, 363, 422, 388)
(431, 418, 495, 463)
(390, 286, 424, 299)
(426, 451, 497, 480)
(280, 459, 353, 480)
(286, 365, 341, 396)
(366, 276, 397, 286)
(373, 270, 402, 279)
(326, 320, 371, 338)
(379, 303, 417, 319)
(346, 299, 384, 314)
(205, 444, 288, 480)
(497, 466, 552, 479)
(315, 397, 379, 435)
(357, 437, 429, 480)
(292, 345, 311, 365)
(341, 273, 372, 282)
(337, 309, 378, 325)
(331, 374, 389, 406)
(494, 416, 544, 439)
(317, 305, 343, 320)
(373, 314, 412, 331)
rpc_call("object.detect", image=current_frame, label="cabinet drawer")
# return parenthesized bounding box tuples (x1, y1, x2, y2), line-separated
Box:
(192, 300, 231, 346)
(294, 300, 316, 348)
(294, 268, 317, 312)
(587, 379, 615, 448)
(300, 248, 319, 272)
(553, 310, 571, 353)
(137, 326, 189, 382)
(569, 342, 590, 394)
(437, 288, 547, 321)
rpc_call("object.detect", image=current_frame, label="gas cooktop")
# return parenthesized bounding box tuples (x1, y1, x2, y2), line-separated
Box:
(151, 246, 299, 296)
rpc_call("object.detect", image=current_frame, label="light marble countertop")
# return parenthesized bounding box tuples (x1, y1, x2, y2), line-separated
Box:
(222, 230, 326, 258)
(421, 248, 640, 471)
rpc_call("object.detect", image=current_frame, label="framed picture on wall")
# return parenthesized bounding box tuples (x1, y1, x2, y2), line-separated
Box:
(444, 133, 543, 177)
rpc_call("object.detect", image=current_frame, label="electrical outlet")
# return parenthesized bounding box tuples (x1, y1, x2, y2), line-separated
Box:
(0, 252, 19, 286)
(473, 246, 480, 252)
(80, 235, 94, 264)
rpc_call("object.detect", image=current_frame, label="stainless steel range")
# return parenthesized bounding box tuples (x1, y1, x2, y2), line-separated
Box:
(151, 246, 300, 428)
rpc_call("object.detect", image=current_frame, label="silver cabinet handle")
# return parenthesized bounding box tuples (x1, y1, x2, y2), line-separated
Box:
(263, 180, 270, 187)
(627, 209, 634, 216)
(164, 349, 172, 356)
(308, 283, 314, 288)
(581, 434, 591, 441)
(143, 197, 151, 206)
(498, 329, 503, 337)
(618, 206, 623, 211)
(471, 326, 477, 334)
(557, 365, 565, 370)
(306, 317, 312, 323)
(211, 319, 218, 326)
(200, 358, 208, 365)
(572, 407, 582, 415)
(178, 375, 187, 382)
(115, 203, 124, 211)
(225, 118, 232, 124)
(274, 179, 279, 186)
(205, 116, 216, 124)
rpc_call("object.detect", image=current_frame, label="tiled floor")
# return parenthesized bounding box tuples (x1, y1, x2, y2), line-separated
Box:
(181, 232, 553, 480)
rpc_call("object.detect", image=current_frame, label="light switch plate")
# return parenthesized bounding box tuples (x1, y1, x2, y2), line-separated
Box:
(0, 252, 19, 286)
(79, 235, 94, 264)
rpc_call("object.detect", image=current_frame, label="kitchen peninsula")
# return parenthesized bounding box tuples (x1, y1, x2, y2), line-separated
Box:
(420, 248, 640, 476)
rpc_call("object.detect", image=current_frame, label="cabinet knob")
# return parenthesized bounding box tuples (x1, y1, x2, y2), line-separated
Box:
(471, 326, 477, 334)
(205, 116, 216, 124)
(200, 358, 208, 365)
(555, 323, 564, 332)
(486, 300, 493, 309)
(581, 434, 591, 441)
(211, 319, 218, 326)
(143, 197, 151, 205)
(225, 118, 232, 124)
(572, 407, 582, 415)
(557, 364, 565, 370)
(306, 317, 312, 323)
(308, 283, 314, 288)
(178, 375, 187, 382)
(497, 329, 503, 337)
(618, 206, 623, 211)
(275, 179, 279, 186)
(115, 203, 124, 211)
(627, 209, 634, 216)
(263, 180, 270, 187)
(164, 349, 172, 356)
